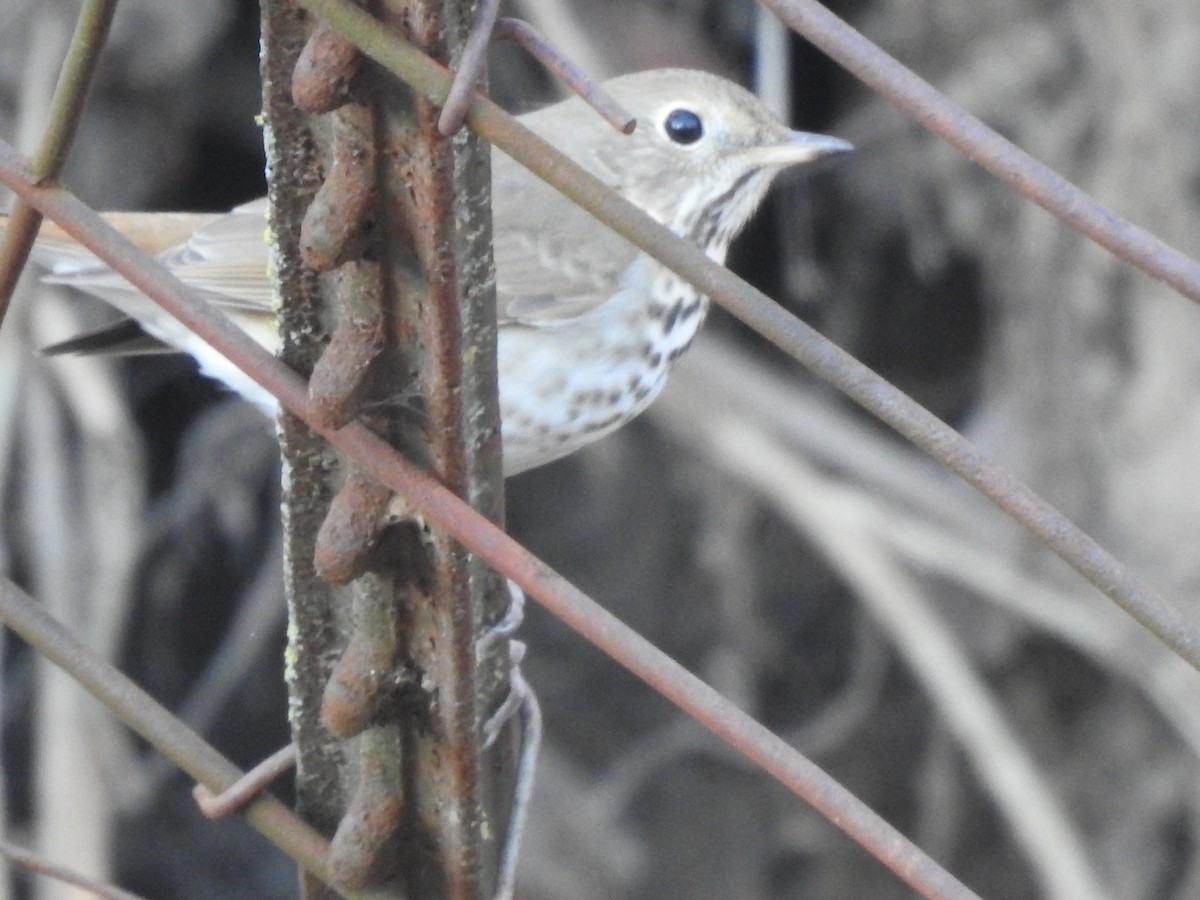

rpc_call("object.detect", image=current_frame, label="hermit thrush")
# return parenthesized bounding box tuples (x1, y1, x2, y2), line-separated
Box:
(18, 68, 851, 475)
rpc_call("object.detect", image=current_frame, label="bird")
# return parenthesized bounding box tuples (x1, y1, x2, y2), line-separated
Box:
(15, 68, 851, 475)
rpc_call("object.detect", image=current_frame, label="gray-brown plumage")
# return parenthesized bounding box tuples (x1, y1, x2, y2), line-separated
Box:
(18, 69, 851, 474)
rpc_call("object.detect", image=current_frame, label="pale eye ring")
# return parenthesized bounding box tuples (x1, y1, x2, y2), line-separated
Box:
(663, 108, 704, 145)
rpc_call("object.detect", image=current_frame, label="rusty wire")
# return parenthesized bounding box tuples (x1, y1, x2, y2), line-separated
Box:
(0, 0, 117, 326)
(0, 139, 982, 900)
(757, 0, 1200, 306)
(287, 0, 1200, 669)
(492, 18, 635, 134)
(437, 7, 635, 136)
(3, 2, 1200, 898)
(436, 0, 501, 135)
(193, 744, 298, 819)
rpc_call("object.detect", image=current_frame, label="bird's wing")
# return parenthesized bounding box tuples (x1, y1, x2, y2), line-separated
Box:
(39, 200, 273, 315)
(37, 169, 645, 331)
(492, 156, 640, 325)
(147, 199, 274, 313)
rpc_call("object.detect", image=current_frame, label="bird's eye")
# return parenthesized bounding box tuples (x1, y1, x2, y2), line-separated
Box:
(663, 108, 704, 145)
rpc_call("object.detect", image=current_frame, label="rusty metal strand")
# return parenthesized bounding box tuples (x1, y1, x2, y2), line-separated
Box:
(493, 19, 636, 134)
(756, 0, 1200, 305)
(393, 13, 496, 889)
(269, 1, 1200, 672)
(308, 311, 387, 431)
(313, 470, 395, 583)
(436, 0, 502, 136)
(193, 744, 298, 819)
(292, 20, 362, 114)
(321, 620, 402, 736)
(0, 151, 988, 900)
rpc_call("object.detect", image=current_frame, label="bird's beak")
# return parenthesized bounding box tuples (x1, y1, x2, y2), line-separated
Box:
(758, 131, 855, 167)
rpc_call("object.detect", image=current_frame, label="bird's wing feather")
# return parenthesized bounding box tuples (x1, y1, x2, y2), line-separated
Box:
(40, 200, 274, 315)
(492, 154, 640, 325)
(148, 199, 274, 312)
(36, 161, 645, 330)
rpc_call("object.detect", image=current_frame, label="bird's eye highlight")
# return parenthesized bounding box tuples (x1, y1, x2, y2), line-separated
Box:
(663, 108, 704, 145)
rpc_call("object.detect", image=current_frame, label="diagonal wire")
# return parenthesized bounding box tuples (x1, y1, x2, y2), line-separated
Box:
(0, 835, 151, 900)
(0, 152, 984, 900)
(0, 577, 379, 900)
(281, 0, 1200, 668)
(756, 0, 1200, 305)
(2, 15, 1197, 895)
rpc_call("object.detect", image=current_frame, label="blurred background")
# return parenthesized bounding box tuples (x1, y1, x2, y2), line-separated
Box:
(3, 0, 1200, 897)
